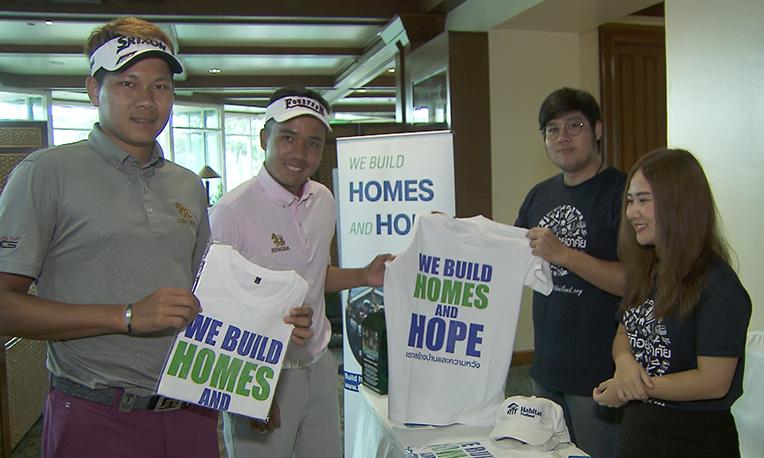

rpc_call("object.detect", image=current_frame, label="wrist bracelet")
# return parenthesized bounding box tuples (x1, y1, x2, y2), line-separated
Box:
(124, 303, 133, 334)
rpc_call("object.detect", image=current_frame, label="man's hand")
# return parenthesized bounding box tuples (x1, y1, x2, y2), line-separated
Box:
(284, 305, 313, 345)
(526, 227, 570, 266)
(130, 288, 202, 334)
(363, 254, 395, 287)
(249, 400, 281, 433)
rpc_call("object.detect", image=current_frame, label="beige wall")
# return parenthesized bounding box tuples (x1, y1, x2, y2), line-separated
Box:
(665, 0, 763, 331)
(488, 28, 600, 351)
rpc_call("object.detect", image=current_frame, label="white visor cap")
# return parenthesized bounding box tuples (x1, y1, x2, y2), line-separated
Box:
(264, 96, 332, 131)
(89, 36, 183, 76)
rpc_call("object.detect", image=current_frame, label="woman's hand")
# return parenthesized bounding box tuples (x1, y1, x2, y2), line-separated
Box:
(612, 353, 653, 402)
(593, 379, 627, 408)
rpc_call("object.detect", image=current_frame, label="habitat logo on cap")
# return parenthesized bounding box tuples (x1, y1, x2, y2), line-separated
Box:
(89, 35, 183, 76)
(490, 396, 571, 451)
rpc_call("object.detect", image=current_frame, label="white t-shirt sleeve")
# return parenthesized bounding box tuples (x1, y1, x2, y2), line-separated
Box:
(525, 257, 553, 296)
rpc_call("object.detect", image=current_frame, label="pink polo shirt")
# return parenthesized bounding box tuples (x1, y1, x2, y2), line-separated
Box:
(209, 166, 335, 362)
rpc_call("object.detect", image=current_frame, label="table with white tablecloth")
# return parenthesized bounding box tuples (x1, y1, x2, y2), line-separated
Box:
(350, 386, 590, 458)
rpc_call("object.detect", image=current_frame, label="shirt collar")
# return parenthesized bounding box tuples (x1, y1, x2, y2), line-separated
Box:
(89, 123, 164, 171)
(256, 165, 315, 207)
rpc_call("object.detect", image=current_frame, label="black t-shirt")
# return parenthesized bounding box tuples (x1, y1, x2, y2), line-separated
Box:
(516, 167, 626, 395)
(622, 261, 752, 411)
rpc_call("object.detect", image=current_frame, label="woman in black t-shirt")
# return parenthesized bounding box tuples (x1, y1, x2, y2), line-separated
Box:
(593, 148, 751, 457)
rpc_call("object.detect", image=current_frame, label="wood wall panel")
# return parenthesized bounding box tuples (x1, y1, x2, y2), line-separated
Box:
(600, 24, 666, 172)
(447, 31, 492, 218)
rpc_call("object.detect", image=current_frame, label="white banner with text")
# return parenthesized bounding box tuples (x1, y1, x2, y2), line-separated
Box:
(336, 130, 455, 457)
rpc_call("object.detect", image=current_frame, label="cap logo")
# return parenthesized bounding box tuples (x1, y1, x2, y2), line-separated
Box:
(116, 36, 168, 53)
(519, 406, 543, 418)
(506, 402, 543, 418)
(115, 51, 138, 66)
(283, 97, 326, 116)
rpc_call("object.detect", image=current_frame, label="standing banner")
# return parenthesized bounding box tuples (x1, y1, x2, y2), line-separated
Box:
(335, 131, 455, 457)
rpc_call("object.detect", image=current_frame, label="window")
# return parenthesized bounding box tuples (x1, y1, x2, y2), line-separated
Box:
(412, 70, 448, 124)
(171, 105, 223, 202)
(0, 91, 46, 121)
(10, 92, 267, 203)
(224, 112, 265, 191)
(51, 102, 98, 145)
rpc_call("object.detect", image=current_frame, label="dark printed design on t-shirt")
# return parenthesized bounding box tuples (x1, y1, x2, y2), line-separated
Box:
(538, 204, 588, 277)
(624, 298, 672, 377)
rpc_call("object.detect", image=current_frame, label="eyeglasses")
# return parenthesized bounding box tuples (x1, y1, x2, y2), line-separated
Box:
(542, 120, 586, 140)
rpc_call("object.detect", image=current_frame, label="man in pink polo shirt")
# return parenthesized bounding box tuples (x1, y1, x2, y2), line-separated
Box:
(210, 86, 391, 458)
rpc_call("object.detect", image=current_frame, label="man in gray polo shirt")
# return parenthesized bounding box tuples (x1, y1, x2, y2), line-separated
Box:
(0, 17, 312, 457)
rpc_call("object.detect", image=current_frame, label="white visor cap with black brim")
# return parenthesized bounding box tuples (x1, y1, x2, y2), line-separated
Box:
(264, 96, 332, 131)
(89, 36, 183, 77)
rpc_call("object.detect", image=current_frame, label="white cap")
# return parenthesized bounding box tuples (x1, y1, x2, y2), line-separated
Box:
(490, 396, 571, 451)
(89, 35, 183, 76)
(264, 95, 332, 131)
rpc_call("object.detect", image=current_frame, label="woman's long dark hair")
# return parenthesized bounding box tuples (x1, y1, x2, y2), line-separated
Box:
(619, 148, 730, 319)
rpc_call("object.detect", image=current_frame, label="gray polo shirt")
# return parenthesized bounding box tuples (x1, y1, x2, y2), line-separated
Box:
(0, 124, 210, 395)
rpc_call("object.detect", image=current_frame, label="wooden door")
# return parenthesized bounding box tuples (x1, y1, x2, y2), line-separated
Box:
(599, 24, 666, 172)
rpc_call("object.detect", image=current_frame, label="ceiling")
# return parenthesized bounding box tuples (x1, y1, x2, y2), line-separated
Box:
(0, 0, 466, 121)
(0, 0, 662, 122)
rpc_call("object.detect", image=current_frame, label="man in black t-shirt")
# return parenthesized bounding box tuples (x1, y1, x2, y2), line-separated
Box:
(515, 87, 626, 458)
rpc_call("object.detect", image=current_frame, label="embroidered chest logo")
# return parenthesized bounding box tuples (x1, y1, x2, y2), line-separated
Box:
(175, 202, 196, 226)
(271, 233, 290, 253)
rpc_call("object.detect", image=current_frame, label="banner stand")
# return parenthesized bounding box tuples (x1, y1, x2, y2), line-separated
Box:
(335, 131, 455, 457)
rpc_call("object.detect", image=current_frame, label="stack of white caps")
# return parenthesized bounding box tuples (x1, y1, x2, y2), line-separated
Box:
(490, 395, 571, 451)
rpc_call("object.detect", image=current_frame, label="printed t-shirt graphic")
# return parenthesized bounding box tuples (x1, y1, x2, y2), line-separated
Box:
(385, 213, 552, 426)
(157, 243, 308, 420)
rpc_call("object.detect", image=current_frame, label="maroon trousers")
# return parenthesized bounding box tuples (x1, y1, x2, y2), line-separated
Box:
(42, 386, 220, 458)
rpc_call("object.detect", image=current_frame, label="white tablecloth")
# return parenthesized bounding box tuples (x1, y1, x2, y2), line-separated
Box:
(351, 386, 589, 458)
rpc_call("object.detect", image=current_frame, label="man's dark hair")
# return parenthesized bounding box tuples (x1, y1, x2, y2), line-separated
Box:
(264, 86, 331, 132)
(538, 87, 601, 134)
